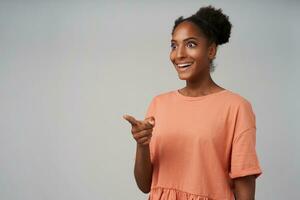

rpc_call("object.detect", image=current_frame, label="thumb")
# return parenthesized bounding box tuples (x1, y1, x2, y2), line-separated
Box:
(146, 117, 155, 126)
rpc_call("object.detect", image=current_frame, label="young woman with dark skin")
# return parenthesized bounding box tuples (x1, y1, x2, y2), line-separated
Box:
(123, 6, 258, 200)
(170, 20, 257, 200)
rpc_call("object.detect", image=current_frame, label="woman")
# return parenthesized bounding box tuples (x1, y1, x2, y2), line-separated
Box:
(123, 5, 263, 200)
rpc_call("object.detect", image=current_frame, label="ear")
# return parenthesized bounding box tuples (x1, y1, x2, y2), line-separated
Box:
(207, 42, 217, 60)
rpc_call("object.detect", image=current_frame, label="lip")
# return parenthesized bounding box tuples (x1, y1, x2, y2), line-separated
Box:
(175, 61, 193, 65)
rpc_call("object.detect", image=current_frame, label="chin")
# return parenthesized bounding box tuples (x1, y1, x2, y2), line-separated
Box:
(177, 74, 193, 81)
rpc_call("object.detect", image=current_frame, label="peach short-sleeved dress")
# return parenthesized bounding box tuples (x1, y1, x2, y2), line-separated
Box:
(144, 89, 263, 200)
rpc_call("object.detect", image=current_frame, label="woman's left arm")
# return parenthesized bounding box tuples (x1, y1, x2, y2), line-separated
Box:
(232, 175, 256, 200)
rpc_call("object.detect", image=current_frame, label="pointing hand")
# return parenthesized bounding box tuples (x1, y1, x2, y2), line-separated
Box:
(123, 114, 155, 146)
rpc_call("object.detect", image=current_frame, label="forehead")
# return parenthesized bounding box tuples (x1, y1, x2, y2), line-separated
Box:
(172, 21, 204, 41)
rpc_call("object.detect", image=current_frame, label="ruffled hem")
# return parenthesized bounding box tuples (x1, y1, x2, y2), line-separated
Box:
(148, 186, 213, 200)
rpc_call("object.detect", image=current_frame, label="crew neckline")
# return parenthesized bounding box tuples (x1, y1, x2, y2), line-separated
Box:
(174, 89, 229, 101)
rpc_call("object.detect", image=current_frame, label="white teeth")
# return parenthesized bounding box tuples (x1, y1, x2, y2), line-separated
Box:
(177, 63, 192, 67)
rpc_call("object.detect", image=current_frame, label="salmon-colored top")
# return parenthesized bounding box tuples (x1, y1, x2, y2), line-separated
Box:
(144, 89, 263, 200)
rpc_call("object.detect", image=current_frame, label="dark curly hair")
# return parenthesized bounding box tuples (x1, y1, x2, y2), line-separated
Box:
(171, 5, 232, 46)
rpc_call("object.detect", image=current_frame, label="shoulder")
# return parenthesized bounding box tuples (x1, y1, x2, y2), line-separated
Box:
(151, 90, 175, 102)
(223, 89, 253, 107)
(145, 90, 173, 109)
(223, 90, 256, 120)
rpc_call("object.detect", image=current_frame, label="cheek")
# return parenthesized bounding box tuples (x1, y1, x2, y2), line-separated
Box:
(169, 51, 175, 62)
(189, 49, 207, 62)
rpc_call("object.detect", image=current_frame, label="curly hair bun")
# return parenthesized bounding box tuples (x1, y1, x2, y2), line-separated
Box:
(193, 5, 232, 45)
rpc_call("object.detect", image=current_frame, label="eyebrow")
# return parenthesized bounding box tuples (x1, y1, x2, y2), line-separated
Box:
(171, 37, 199, 43)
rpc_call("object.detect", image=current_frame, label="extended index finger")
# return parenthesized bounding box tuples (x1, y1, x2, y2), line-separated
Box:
(123, 114, 140, 126)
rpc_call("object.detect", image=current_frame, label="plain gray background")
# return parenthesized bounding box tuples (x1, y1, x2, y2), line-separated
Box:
(1, 0, 299, 199)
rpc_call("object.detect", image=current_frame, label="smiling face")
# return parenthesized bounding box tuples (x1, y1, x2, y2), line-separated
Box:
(170, 21, 216, 82)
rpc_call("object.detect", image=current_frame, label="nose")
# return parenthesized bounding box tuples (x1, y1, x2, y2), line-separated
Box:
(176, 44, 187, 59)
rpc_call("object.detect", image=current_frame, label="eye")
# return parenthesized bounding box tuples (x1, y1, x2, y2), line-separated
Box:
(170, 43, 176, 50)
(187, 41, 197, 48)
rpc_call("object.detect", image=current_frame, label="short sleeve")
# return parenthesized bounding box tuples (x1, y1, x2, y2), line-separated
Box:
(229, 99, 263, 179)
(144, 96, 157, 163)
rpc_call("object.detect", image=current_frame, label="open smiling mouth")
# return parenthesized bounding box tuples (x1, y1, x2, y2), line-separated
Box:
(176, 62, 193, 72)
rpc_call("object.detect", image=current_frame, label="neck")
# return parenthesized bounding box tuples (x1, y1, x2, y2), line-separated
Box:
(183, 72, 221, 96)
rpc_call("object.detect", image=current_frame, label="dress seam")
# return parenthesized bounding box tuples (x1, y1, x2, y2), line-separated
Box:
(151, 186, 215, 199)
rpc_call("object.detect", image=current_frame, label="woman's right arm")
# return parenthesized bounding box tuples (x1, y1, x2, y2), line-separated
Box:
(134, 143, 153, 193)
(123, 114, 155, 193)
